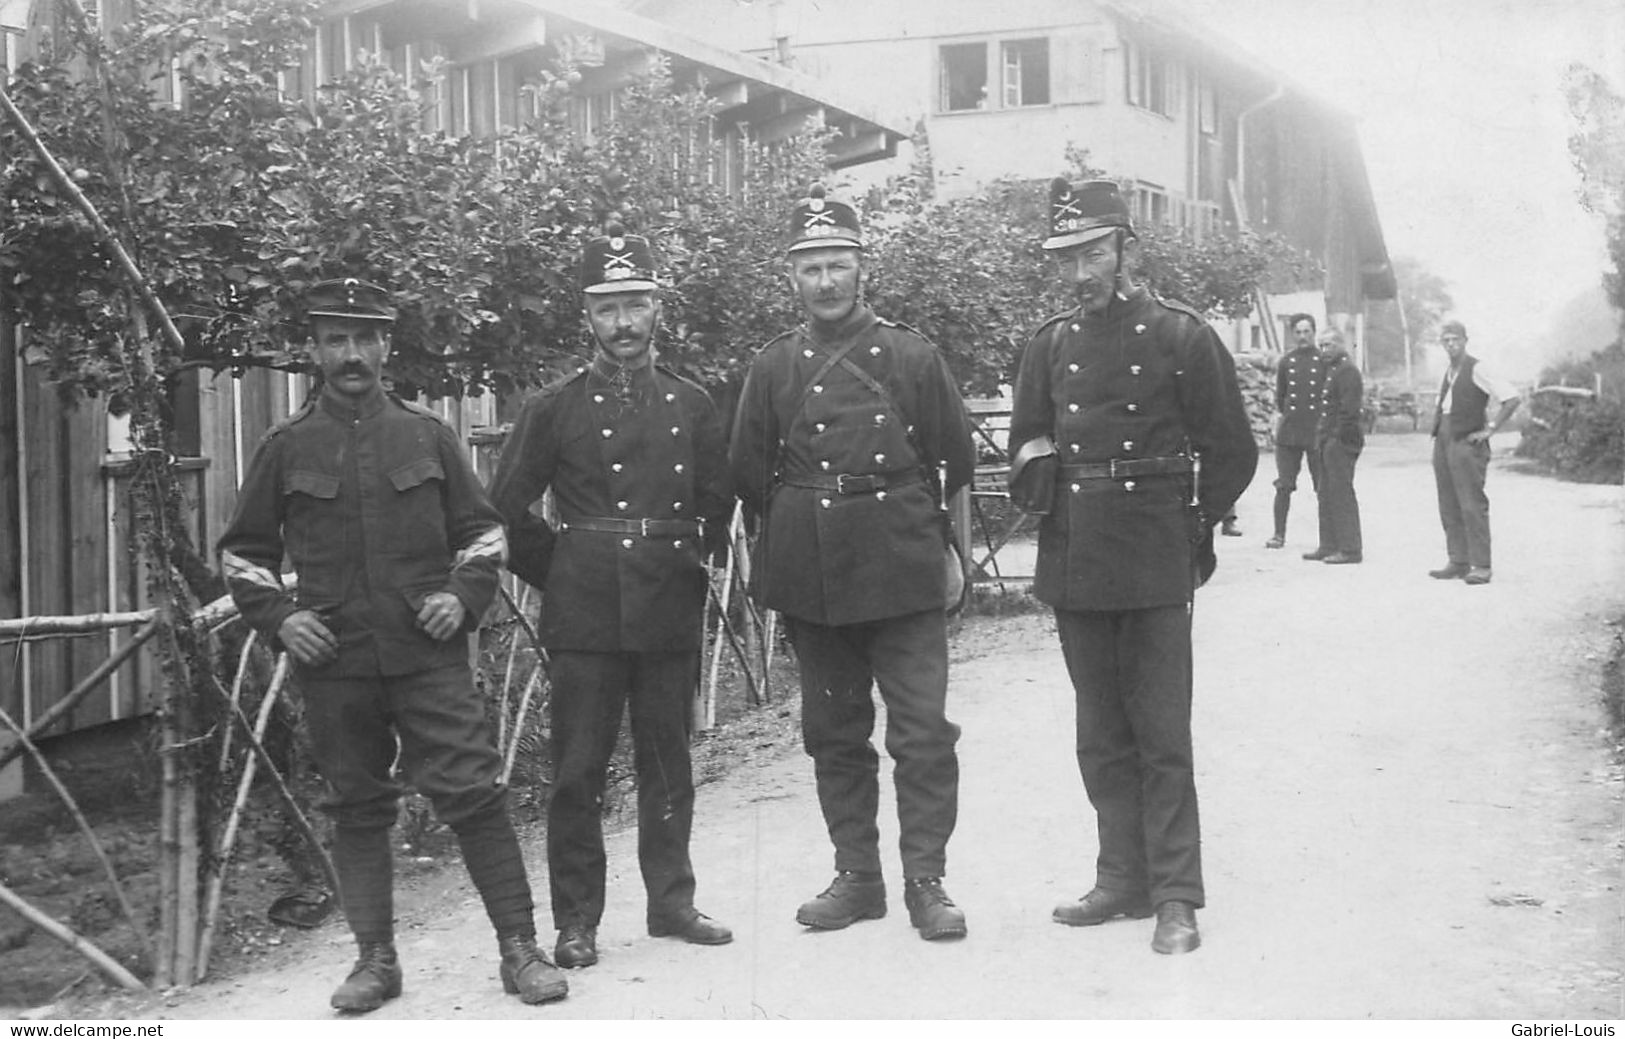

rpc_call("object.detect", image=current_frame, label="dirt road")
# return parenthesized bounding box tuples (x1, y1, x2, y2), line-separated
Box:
(105, 433, 1624, 1019)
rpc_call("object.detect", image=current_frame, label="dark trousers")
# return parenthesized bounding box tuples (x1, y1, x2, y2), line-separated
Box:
(786, 609, 960, 879)
(1433, 435, 1493, 568)
(1054, 605, 1203, 908)
(1272, 441, 1321, 536)
(546, 650, 698, 929)
(302, 664, 533, 942)
(1316, 439, 1363, 556)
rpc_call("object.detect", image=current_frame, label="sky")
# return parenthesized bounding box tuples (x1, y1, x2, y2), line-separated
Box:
(1173, 0, 1625, 380)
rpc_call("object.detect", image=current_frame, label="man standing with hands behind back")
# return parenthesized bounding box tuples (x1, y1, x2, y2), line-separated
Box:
(1429, 319, 1521, 585)
(218, 278, 568, 1012)
(731, 184, 976, 942)
(1008, 179, 1256, 956)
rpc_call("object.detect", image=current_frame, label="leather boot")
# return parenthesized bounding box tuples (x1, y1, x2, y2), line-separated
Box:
(329, 942, 401, 1013)
(1151, 900, 1201, 955)
(1053, 887, 1154, 927)
(498, 934, 569, 1004)
(554, 923, 598, 968)
(795, 871, 886, 929)
(903, 877, 967, 940)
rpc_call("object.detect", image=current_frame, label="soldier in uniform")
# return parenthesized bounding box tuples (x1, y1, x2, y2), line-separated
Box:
(1304, 328, 1364, 564)
(1008, 179, 1256, 955)
(489, 224, 734, 971)
(218, 279, 568, 1012)
(730, 185, 976, 941)
(1265, 313, 1327, 549)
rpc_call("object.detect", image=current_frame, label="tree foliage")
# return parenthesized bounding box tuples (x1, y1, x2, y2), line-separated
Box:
(2, 0, 1308, 413)
(1564, 61, 1625, 323)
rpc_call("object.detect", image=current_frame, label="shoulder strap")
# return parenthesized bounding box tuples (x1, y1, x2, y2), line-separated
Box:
(792, 333, 866, 418)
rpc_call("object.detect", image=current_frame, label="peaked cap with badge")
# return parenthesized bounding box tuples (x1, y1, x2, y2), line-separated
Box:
(786, 183, 863, 254)
(1041, 177, 1134, 251)
(579, 221, 659, 295)
(305, 277, 398, 322)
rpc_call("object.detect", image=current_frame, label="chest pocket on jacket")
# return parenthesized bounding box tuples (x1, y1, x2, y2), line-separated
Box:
(388, 455, 448, 550)
(388, 456, 444, 492)
(281, 469, 340, 564)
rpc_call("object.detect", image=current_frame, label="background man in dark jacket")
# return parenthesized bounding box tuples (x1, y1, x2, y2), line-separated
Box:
(730, 185, 976, 941)
(1304, 328, 1364, 565)
(1429, 319, 1521, 585)
(1008, 179, 1256, 956)
(1266, 313, 1326, 549)
(218, 279, 567, 1012)
(489, 225, 734, 970)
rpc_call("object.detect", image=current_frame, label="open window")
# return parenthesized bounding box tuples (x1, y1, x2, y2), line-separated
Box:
(939, 41, 988, 112)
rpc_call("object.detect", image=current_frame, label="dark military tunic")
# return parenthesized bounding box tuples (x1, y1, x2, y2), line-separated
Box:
(1009, 287, 1257, 910)
(1274, 344, 1326, 449)
(489, 357, 732, 928)
(1009, 288, 1257, 611)
(1314, 350, 1364, 556)
(730, 304, 975, 625)
(490, 360, 732, 652)
(219, 388, 506, 676)
(730, 302, 975, 880)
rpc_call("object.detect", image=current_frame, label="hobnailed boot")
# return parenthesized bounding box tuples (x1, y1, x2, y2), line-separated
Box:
(329, 942, 401, 1013)
(796, 870, 886, 929)
(903, 877, 967, 940)
(498, 934, 569, 1004)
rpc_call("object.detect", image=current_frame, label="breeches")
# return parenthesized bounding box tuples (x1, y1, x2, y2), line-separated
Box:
(302, 663, 508, 831)
(1273, 441, 1321, 494)
(786, 609, 960, 878)
(1054, 604, 1203, 907)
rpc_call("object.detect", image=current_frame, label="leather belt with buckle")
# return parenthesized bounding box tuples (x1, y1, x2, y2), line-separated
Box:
(559, 516, 703, 538)
(780, 469, 926, 495)
(1059, 457, 1193, 480)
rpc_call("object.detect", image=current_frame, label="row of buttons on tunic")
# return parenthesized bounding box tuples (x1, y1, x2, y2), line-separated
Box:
(591, 387, 690, 549)
(1064, 322, 1149, 494)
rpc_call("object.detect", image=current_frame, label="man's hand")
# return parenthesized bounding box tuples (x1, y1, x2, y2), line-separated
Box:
(1466, 429, 1493, 445)
(278, 610, 338, 666)
(416, 591, 466, 641)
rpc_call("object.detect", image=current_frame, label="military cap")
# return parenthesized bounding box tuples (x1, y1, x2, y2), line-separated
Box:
(305, 278, 397, 322)
(786, 183, 863, 254)
(1041, 177, 1133, 251)
(1440, 319, 1467, 338)
(579, 221, 659, 295)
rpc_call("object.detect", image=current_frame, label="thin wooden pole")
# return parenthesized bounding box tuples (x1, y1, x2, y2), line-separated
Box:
(205, 674, 340, 899)
(218, 629, 261, 772)
(500, 666, 543, 787)
(196, 653, 288, 981)
(0, 617, 161, 773)
(0, 881, 146, 992)
(0, 83, 187, 357)
(0, 706, 153, 965)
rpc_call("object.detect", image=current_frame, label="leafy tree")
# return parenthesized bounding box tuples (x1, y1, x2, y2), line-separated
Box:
(1565, 61, 1625, 324)
(1389, 255, 1456, 374)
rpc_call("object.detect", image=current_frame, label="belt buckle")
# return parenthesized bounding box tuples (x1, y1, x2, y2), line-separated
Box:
(836, 473, 872, 494)
(1108, 459, 1121, 479)
(639, 518, 652, 538)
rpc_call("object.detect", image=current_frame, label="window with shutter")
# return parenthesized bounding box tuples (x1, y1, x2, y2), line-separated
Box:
(1000, 38, 1050, 107)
